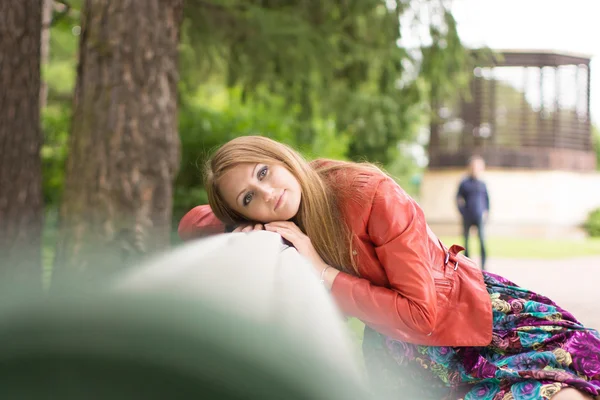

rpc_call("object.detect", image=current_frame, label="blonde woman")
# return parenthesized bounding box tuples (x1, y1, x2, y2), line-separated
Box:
(179, 136, 599, 400)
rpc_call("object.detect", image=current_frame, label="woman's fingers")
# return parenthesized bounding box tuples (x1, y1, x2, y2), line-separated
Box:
(265, 222, 308, 246)
(233, 223, 264, 233)
(265, 225, 297, 244)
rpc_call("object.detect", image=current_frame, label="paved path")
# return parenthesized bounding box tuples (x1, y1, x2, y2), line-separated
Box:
(486, 256, 600, 330)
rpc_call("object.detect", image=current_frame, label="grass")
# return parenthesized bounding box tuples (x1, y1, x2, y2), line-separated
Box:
(438, 235, 600, 259)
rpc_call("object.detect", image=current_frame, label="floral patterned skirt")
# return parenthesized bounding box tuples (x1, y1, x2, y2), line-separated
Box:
(362, 272, 600, 400)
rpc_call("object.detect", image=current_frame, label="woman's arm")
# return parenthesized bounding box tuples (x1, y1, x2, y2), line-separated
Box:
(329, 177, 438, 341)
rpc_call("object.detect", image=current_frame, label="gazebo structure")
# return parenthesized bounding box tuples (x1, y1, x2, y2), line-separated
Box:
(419, 50, 600, 238)
(429, 49, 595, 171)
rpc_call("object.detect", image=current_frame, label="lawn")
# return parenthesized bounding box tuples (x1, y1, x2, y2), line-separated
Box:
(438, 235, 600, 259)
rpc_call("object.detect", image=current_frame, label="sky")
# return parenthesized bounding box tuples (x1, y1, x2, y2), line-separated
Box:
(450, 0, 600, 123)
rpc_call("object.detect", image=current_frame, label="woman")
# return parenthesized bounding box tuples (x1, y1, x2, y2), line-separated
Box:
(179, 136, 600, 400)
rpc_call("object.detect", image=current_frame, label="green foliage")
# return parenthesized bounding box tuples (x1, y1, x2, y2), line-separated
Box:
(182, 0, 469, 163)
(384, 145, 424, 198)
(41, 104, 71, 206)
(584, 208, 600, 237)
(42, 0, 471, 226)
(42, 14, 79, 208)
(174, 86, 350, 220)
(44, 4, 79, 95)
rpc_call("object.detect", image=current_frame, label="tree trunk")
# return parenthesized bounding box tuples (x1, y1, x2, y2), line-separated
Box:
(53, 0, 183, 282)
(0, 0, 44, 289)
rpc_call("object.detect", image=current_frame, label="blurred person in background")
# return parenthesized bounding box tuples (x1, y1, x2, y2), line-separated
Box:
(456, 155, 490, 270)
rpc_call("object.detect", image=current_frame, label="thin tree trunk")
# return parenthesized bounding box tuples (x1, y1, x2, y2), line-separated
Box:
(53, 0, 183, 282)
(0, 0, 44, 289)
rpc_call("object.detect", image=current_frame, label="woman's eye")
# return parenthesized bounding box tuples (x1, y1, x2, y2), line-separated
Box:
(258, 166, 268, 180)
(243, 192, 253, 206)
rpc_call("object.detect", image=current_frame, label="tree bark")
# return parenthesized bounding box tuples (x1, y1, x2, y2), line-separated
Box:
(53, 0, 183, 282)
(0, 0, 44, 289)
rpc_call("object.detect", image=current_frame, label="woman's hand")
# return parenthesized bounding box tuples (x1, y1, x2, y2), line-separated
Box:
(232, 223, 264, 233)
(264, 221, 328, 271)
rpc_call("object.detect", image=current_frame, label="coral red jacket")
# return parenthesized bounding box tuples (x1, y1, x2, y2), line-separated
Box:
(178, 162, 492, 347)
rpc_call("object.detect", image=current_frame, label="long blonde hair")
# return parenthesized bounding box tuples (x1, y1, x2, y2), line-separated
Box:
(205, 135, 381, 275)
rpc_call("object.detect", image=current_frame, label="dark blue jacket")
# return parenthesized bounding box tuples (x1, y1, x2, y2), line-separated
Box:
(456, 177, 489, 222)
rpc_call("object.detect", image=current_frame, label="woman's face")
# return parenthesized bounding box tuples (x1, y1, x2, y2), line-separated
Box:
(218, 162, 302, 223)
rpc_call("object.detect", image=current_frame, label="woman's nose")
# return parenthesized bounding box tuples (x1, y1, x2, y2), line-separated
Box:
(260, 187, 276, 202)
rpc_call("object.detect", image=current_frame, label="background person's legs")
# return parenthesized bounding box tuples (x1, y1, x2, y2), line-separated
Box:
(462, 219, 473, 258)
(476, 218, 486, 270)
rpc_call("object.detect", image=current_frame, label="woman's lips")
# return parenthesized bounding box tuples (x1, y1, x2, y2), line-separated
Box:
(274, 190, 286, 211)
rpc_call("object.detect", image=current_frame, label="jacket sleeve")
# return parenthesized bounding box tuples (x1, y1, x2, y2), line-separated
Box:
(178, 205, 226, 241)
(330, 177, 438, 338)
